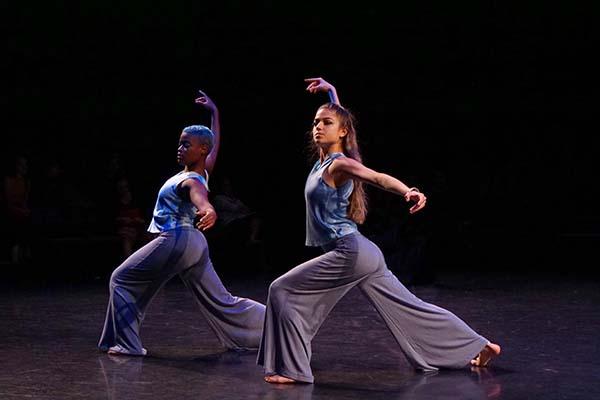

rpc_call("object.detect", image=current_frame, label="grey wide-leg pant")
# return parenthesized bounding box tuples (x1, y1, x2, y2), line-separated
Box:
(98, 227, 265, 355)
(257, 232, 488, 383)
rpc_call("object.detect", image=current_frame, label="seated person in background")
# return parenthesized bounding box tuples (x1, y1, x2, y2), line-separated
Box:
(114, 177, 147, 258)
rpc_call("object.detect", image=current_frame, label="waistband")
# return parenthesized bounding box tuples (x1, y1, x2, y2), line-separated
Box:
(320, 231, 361, 252)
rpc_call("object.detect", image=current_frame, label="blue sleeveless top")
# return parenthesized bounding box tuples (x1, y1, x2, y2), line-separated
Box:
(148, 170, 209, 233)
(305, 152, 358, 246)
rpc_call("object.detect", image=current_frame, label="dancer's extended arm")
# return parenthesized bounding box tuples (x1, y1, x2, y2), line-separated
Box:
(181, 178, 217, 231)
(329, 157, 427, 214)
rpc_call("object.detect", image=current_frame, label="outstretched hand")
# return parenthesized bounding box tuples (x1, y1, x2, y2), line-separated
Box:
(405, 191, 427, 214)
(195, 89, 218, 113)
(195, 209, 217, 231)
(304, 77, 335, 94)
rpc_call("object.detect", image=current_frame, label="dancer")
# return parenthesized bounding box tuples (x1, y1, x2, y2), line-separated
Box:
(257, 77, 500, 383)
(98, 90, 265, 356)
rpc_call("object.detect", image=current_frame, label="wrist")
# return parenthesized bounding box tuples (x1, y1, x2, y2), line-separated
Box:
(404, 187, 420, 199)
(327, 89, 337, 103)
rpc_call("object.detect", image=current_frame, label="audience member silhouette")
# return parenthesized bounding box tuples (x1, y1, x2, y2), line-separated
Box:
(3, 155, 32, 264)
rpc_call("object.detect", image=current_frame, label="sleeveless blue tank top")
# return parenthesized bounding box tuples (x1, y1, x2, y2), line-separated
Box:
(305, 152, 358, 246)
(148, 170, 209, 233)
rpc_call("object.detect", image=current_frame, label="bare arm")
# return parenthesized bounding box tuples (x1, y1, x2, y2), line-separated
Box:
(329, 158, 427, 214)
(195, 90, 220, 175)
(304, 77, 340, 105)
(180, 178, 217, 231)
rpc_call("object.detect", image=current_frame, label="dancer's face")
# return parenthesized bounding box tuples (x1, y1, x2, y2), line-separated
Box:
(312, 108, 347, 148)
(177, 131, 208, 166)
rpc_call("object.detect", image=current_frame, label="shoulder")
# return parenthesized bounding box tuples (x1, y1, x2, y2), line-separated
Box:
(178, 173, 207, 190)
(183, 171, 207, 183)
(329, 156, 359, 172)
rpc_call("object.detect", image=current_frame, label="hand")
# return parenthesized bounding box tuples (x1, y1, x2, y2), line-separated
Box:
(405, 191, 427, 214)
(195, 208, 217, 231)
(304, 77, 335, 94)
(195, 89, 218, 113)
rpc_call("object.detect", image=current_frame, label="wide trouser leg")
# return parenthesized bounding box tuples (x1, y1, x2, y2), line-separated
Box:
(98, 231, 192, 355)
(179, 239, 266, 350)
(356, 235, 489, 370)
(258, 232, 489, 382)
(258, 234, 366, 383)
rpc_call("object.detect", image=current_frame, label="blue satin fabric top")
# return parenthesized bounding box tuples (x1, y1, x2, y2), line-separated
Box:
(148, 171, 209, 233)
(304, 153, 357, 246)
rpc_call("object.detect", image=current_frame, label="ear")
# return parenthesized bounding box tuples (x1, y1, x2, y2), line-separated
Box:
(199, 143, 211, 156)
(339, 128, 348, 138)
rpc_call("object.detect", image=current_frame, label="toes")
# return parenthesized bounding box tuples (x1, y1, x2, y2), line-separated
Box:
(264, 375, 296, 384)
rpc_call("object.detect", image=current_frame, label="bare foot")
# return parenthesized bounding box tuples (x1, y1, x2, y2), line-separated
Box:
(471, 343, 501, 367)
(107, 345, 147, 356)
(264, 374, 297, 384)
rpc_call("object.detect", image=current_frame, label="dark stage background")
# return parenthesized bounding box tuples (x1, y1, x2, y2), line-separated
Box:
(2, 1, 597, 284)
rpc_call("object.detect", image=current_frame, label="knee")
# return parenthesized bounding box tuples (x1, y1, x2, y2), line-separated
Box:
(268, 278, 285, 297)
(268, 277, 290, 306)
(109, 271, 119, 288)
(109, 268, 126, 290)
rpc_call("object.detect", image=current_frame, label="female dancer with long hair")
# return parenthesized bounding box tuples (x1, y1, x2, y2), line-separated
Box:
(258, 78, 500, 383)
(98, 90, 265, 356)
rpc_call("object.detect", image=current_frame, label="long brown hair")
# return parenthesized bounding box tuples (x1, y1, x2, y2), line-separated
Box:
(309, 103, 368, 224)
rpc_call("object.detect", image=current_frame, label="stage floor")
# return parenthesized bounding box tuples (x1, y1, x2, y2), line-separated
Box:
(1, 270, 598, 399)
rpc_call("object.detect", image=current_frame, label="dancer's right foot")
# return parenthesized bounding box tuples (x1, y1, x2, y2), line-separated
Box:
(264, 374, 296, 384)
(471, 343, 501, 367)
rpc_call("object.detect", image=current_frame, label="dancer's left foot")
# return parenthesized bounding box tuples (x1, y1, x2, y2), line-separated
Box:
(107, 345, 147, 356)
(471, 343, 501, 367)
(264, 374, 296, 384)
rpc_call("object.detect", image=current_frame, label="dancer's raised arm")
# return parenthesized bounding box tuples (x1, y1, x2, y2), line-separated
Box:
(304, 77, 340, 105)
(195, 90, 220, 175)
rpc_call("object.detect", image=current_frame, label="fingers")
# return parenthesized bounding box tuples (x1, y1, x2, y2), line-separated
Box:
(195, 96, 216, 110)
(196, 219, 214, 230)
(196, 220, 214, 231)
(306, 82, 319, 92)
(198, 221, 215, 230)
(407, 193, 427, 214)
(196, 210, 216, 231)
(305, 77, 326, 94)
(195, 89, 212, 107)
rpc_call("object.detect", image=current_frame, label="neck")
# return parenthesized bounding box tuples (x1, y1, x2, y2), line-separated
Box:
(184, 159, 207, 176)
(319, 143, 344, 161)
